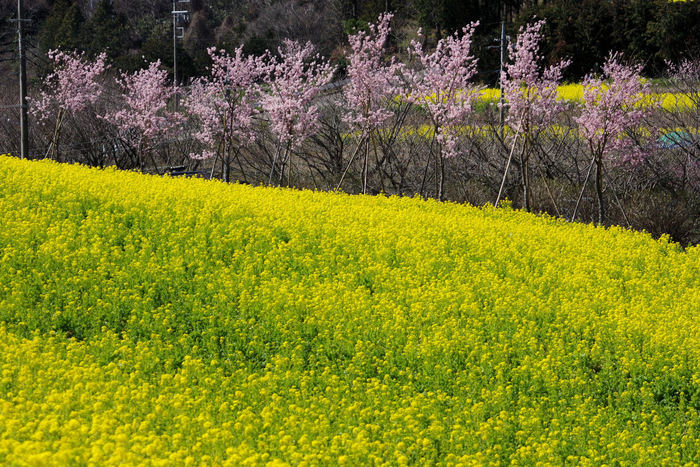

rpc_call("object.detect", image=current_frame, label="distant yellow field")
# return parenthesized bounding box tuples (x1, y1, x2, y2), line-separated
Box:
(481, 85, 698, 111)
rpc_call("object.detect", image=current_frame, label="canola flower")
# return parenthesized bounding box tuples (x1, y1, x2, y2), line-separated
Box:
(384, 85, 694, 143)
(0, 156, 698, 464)
(481, 84, 697, 111)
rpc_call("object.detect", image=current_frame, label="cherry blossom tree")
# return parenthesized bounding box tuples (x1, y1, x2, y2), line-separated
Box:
(261, 39, 335, 185)
(668, 58, 700, 87)
(184, 46, 268, 182)
(102, 60, 182, 172)
(573, 52, 655, 224)
(406, 22, 480, 200)
(30, 50, 108, 161)
(497, 20, 570, 211)
(661, 58, 700, 191)
(341, 13, 403, 194)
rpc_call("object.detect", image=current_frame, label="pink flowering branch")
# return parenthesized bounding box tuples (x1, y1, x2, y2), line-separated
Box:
(261, 39, 335, 185)
(184, 46, 269, 182)
(497, 20, 570, 211)
(29, 50, 108, 161)
(406, 22, 480, 200)
(102, 60, 182, 172)
(667, 58, 700, 91)
(340, 13, 404, 194)
(572, 52, 655, 223)
(662, 58, 700, 193)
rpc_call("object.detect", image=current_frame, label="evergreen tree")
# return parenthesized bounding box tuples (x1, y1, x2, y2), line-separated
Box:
(184, 10, 215, 74)
(519, 0, 615, 80)
(39, 0, 72, 52)
(85, 0, 128, 59)
(142, 22, 197, 82)
(55, 2, 85, 51)
(648, 0, 700, 69)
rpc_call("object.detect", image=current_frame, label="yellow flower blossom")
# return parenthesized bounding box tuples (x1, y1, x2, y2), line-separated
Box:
(0, 156, 697, 464)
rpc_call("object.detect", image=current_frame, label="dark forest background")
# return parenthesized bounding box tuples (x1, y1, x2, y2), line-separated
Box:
(1, 0, 699, 83)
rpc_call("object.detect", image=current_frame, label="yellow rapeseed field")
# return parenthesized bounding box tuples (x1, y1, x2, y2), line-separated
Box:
(0, 156, 698, 465)
(482, 85, 698, 111)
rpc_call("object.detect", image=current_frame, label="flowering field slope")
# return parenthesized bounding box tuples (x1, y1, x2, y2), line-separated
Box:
(0, 156, 698, 465)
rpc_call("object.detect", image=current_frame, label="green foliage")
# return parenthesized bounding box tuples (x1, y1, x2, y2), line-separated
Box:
(521, 0, 700, 79)
(140, 22, 197, 82)
(184, 11, 217, 74)
(342, 18, 370, 36)
(649, 0, 700, 66)
(54, 3, 84, 51)
(84, 0, 128, 59)
(39, 0, 76, 53)
(242, 31, 274, 57)
(517, 0, 615, 79)
(28, 0, 700, 81)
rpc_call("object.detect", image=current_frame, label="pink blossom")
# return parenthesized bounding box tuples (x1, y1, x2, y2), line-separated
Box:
(29, 50, 108, 122)
(184, 46, 268, 160)
(261, 39, 335, 150)
(667, 58, 700, 83)
(572, 52, 656, 224)
(665, 58, 700, 111)
(497, 20, 570, 211)
(501, 20, 570, 137)
(575, 52, 652, 165)
(406, 22, 480, 159)
(103, 60, 182, 153)
(343, 13, 403, 135)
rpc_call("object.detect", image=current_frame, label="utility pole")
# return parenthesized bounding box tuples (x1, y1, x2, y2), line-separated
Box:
(488, 15, 508, 138)
(173, 0, 177, 109)
(17, 0, 29, 159)
(172, 0, 189, 111)
(499, 19, 506, 139)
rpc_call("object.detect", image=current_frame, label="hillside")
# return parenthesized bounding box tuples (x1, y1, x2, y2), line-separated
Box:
(0, 156, 698, 464)
(3, 0, 700, 81)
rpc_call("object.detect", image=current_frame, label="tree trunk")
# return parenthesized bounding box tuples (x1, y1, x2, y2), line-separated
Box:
(518, 140, 530, 211)
(595, 154, 605, 224)
(269, 143, 282, 185)
(47, 109, 65, 162)
(209, 152, 219, 180)
(336, 135, 366, 191)
(524, 155, 530, 211)
(138, 138, 146, 172)
(571, 151, 597, 222)
(53, 129, 61, 163)
(224, 155, 230, 183)
(234, 148, 248, 184)
(420, 131, 437, 198)
(362, 139, 369, 194)
(371, 135, 386, 194)
(437, 148, 445, 202)
(495, 133, 520, 207)
(279, 142, 291, 186)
